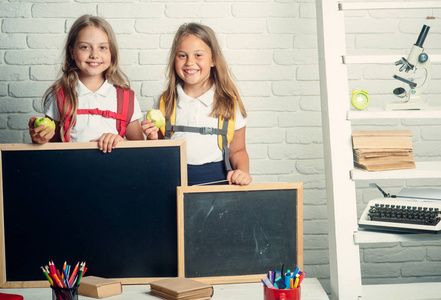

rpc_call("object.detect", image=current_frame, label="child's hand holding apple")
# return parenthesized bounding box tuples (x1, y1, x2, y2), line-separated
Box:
(28, 116, 56, 144)
(141, 109, 165, 140)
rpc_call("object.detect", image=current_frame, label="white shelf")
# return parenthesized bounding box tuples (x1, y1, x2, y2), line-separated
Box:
(347, 107, 441, 120)
(354, 229, 441, 244)
(343, 54, 441, 64)
(362, 282, 441, 300)
(339, 2, 441, 10)
(317, 1, 441, 299)
(351, 161, 441, 180)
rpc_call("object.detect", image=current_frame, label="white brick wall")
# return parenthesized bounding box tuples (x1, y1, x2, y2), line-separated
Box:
(1, 0, 441, 296)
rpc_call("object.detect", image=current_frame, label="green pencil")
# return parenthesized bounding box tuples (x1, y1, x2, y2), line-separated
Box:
(40, 266, 53, 286)
(76, 262, 86, 287)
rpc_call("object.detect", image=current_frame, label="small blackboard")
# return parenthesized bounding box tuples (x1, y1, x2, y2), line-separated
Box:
(177, 183, 303, 284)
(0, 140, 187, 288)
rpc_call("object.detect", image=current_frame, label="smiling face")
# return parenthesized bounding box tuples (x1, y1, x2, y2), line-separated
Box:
(174, 34, 215, 97)
(69, 26, 111, 85)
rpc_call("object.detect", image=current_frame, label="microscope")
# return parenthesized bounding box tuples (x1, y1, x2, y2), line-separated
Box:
(386, 25, 431, 110)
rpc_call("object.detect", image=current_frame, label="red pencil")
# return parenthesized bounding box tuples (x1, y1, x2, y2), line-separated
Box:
(50, 261, 56, 275)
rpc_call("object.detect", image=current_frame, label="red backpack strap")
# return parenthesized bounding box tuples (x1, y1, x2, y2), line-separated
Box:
(76, 108, 125, 120)
(55, 88, 72, 142)
(116, 86, 135, 137)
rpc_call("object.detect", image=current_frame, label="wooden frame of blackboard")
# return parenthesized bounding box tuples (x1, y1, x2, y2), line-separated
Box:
(177, 182, 303, 284)
(0, 140, 187, 288)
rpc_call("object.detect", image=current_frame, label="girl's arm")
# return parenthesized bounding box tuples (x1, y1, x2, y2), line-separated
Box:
(227, 126, 252, 185)
(28, 116, 60, 144)
(125, 119, 144, 141)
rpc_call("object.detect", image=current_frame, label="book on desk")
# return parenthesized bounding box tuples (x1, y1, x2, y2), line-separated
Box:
(78, 276, 122, 298)
(149, 277, 213, 300)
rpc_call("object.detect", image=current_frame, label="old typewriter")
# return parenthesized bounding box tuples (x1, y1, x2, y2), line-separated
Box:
(358, 184, 441, 233)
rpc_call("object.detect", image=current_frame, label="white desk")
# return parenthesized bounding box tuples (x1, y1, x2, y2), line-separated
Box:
(0, 278, 329, 300)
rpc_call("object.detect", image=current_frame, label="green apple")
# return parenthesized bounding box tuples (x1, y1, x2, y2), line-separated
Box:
(146, 109, 165, 128)
(34, 117, 55, 133)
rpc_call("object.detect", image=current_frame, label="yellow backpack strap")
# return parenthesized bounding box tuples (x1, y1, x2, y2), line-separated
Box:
(217, 101, 236, 150)
(217, 101, 236, 172)
(159, 96, 176, 138)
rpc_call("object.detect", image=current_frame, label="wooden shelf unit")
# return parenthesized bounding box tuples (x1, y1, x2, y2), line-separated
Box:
(315, 1, 441, 299)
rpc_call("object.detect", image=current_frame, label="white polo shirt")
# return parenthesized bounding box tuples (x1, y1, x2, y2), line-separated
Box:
(45, 80, 142, 142)
(154, 84, 246, 165)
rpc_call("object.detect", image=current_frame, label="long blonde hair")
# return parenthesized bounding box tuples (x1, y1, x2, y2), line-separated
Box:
(162, 23, 247, 120)
(43, 14, 130, 141)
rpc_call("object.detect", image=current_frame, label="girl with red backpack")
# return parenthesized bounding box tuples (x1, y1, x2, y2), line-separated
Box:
(28, 15, 144, 153)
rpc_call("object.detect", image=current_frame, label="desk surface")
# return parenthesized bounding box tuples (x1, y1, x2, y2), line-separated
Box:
(0, 278, 329, 300)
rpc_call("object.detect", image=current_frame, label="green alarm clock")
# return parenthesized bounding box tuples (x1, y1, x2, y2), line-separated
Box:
(351, 89, 370, 110)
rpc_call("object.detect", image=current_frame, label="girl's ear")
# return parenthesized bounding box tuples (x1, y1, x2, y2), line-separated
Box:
(211, 58, 215, 67)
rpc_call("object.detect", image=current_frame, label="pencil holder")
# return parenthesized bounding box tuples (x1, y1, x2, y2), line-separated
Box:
(51, 286, 78, 300)
(264, 285, 301, 300)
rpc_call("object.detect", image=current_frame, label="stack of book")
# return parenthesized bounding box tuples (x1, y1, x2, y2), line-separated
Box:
(78, 276, 122, 298)
(149, 277, 213, 300)
(352, 130, 415, 171)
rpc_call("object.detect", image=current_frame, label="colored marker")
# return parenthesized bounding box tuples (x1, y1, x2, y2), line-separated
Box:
(298, 271, 306, 287)
(284, 271, 291, 289)
(261, 277, 274, 289)
(275, 276, 286, 289)
(294, 274, 300, 289)
(267, 271, 273, 283)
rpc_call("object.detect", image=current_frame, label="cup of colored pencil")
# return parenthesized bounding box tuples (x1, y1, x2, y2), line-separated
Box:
(40, 260, 87, 300)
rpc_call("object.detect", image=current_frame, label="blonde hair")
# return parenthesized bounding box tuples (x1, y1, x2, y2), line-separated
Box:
(43, 14, 130, 141)
(162, 22, 247, 120)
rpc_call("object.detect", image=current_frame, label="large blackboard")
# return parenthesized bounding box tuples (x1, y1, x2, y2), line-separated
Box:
(0, 140, 186, 287)
(177, 183, 303, 284)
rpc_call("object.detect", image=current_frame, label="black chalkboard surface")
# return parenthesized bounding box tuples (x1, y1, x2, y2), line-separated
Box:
(177, 183, 303, 284)
(0, 140, 187, 288)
